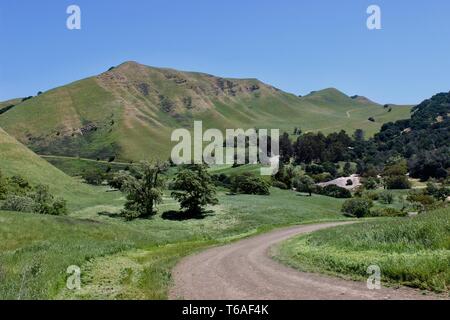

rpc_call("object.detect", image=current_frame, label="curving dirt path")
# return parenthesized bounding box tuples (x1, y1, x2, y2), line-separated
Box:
(170, 222, 442, 300)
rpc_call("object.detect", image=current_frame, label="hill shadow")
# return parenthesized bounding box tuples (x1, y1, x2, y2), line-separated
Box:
(161, 209, 215, 221)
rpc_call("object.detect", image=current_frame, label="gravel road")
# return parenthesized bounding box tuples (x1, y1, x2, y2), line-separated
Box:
(170, 222, 442, 300)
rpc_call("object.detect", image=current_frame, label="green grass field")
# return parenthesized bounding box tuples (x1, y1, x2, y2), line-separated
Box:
(0, 188, 348, 300)
(275, 207, 450, 293)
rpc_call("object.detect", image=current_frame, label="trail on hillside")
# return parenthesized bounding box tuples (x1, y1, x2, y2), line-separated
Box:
(170, 222, 441, 300)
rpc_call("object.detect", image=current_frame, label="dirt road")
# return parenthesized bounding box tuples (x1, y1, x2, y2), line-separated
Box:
(170, 222, 440, 300)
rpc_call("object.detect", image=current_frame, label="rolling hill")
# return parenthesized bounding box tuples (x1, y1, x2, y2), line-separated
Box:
(0, 61, 411, 161)
(0, 127, 117, 210)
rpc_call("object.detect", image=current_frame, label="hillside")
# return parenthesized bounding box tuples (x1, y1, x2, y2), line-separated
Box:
(0, 62, 411, 161)
(370, 91, 450, 180)
(0, 128, 117, 210)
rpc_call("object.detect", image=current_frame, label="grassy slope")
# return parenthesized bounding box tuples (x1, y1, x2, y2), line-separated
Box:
(0, 62, 412, 161)
(0, 128, 119, 210)
(275, 207, 450, 293)
(0, 188, 347, 299)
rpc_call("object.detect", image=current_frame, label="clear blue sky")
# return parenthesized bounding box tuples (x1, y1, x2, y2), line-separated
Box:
(1, 0, 449, 104)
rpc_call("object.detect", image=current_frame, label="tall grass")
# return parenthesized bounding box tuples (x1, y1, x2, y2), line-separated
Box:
(276, 208, 450, 292)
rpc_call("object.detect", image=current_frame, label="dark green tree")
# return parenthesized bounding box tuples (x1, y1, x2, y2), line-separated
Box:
(171, 164, 218, 215)
(120, 161, 166, 220)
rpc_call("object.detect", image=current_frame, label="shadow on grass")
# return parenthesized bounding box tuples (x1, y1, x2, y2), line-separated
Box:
(97, 211, 122, 218)
(296, 193, 313, 197)
(161, 209, 215, 221)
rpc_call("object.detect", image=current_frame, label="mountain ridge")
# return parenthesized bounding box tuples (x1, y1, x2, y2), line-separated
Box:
(0, 61, 412, 161)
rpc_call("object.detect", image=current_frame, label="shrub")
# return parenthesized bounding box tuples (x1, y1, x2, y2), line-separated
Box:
(407, 191, 437, 212)
(82, 169, 104, 185)
(231, 173, 270, 195)
(341, 198, 373, 218)
(0, 195, 35, 212)
(363, 191, 379, 201)
(293, 175, 316, 196)
(379, 191, 395, 204)
(368, 207, 406, 217)
(318, 185, 352, 199)
(426, 182, 449, 201)
(385, 175, 411, 189)
(363, 177, 379, 190)
(31, 185, 67, 215)
(311, 172, 333, 183)
(346, 179, 353, 186)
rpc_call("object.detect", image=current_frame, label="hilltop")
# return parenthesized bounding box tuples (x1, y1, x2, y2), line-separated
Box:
(0, 62, 411, 161)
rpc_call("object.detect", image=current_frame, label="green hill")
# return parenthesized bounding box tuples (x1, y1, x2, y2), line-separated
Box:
(0, 62, 411, 161)
(0, 128, 117, 210)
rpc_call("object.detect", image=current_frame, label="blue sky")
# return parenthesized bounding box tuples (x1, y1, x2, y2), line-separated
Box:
(0, 0, 449, 104)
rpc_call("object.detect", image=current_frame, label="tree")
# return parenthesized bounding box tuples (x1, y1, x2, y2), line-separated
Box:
(343, 162, 353, 176)
(384, 175, 411, 190)
(341, 198, 373, 218)
(120, 162, 166, 220)
(293, 175, 316, 196)
(279, 132, 293, 164)
(171, 164, 218, 215)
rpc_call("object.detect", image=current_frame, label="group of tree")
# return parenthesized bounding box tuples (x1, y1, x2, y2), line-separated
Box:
(110, 162, 218, 220)
(280, 130, 353, 165)
(278, 92, 450, 183)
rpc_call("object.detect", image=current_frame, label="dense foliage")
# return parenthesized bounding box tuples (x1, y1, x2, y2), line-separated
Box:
(231, 172, 270, 195)
(171, 164, 219, 214)
(119, 162, 166, 220)
(0, 170, 67, 215)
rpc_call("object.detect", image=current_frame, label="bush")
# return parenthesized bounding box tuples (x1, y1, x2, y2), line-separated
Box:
(0, 195, 35, 212)
(318, 185, 352, 199)
(231, 173, 270, 195)
(368, 207, 406, 217)
(385, 175, 411, 189)
(379, 191, 395, 204)
(363, 177, 379, 190)
(407, 191, 437, 212)
(341, 198, 373, 218)
(363, 191, 379, 201)
(311, 172, 333, 183)
(346, 179, 353, 186)
(293, 175, 316, 196)
(426, 182, 449, 201)
(82, 169, 104, 185)
(30, 185, 67, 215)
(272, 180, 289, 190)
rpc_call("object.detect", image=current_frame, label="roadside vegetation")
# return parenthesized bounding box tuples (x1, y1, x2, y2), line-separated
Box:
(275, 207, 449, 293)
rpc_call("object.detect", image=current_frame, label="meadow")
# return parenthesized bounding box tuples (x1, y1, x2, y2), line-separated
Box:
(0, 187, 348, 299)
(275, 207, 450, 293)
